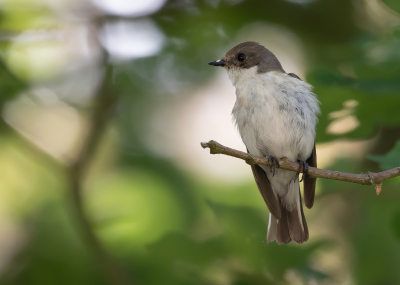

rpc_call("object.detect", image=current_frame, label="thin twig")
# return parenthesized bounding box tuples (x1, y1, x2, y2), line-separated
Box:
(61, 18, 132, 284)
(201, 140, 400, 186)
(66, 61, 131, 284)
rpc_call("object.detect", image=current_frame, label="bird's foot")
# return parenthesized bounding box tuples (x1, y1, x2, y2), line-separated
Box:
(298, 160, 309, 182)
(267, 156, 280, 177)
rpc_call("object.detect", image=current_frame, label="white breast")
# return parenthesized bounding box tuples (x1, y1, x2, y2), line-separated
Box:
(229, 68, 320, 162)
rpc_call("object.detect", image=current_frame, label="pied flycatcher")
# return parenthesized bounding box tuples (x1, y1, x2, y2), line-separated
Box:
(209, 41, 320, 244)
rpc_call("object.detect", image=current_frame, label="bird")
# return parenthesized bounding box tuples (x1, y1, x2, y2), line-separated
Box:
(208, 41, 320, 244)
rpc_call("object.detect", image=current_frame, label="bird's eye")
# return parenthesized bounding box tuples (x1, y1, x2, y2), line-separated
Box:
(237, 53, 246, 61)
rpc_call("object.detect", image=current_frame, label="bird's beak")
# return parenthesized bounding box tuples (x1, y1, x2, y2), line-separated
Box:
(208, 59, 226, 67)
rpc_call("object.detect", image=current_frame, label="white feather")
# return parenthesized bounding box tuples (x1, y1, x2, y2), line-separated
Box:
(267, 213, 278, 243)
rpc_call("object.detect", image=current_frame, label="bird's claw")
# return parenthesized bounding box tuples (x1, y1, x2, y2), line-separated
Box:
(268, 156, 280, 177)
(298, 160, 309, 182)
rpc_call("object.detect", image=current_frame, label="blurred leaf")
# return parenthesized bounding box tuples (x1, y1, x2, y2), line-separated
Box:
(300, 267, 330, 281)
(394, 27, 400, 40)
(0, 58, 26, 105)
(0, 7, 57, 31)
(391, 210, 400, 240)
(369, 140, 400, 170)
(382, 0, 400, 14)
(0, 200, 106, 285)
(308, 68, 354, 87)
(87, 170, 186, 250)
(264, 240, 328, 279)
(358, 79, 400, 95)
(351, 199, 400, 285)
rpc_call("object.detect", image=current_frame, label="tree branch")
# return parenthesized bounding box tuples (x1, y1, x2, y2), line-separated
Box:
(65, 50, 131, 283)
(0, 17, 131, 284)
(66, 66, 130, 284)
(201, 140, 400, 187)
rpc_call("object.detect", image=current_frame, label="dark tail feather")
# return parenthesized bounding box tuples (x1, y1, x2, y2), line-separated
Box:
(267, 197, 292, 244)
(287, 208, 308, 243)
(299, 189, 309, 239)
(287, 187, 309, 243)
(267, 184, 309, 244)
(276, 204, 292, 244)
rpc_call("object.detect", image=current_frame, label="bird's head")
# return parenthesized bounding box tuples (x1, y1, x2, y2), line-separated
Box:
(208, 41, 285, 77)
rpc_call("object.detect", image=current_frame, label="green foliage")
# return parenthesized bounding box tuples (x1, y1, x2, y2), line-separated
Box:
(0, 58, 26, 105)
(1, 0, 400, 284)
(391, 210, 400, 240)
(383, 0, 400, 14)
(369, 140, 400, 170)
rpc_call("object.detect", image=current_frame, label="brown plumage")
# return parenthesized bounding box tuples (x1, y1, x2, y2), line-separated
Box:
(304, 143, 317, 209)
(250, 161, 281, 219)
(222, 41, 285, 74)
(275, 200, 292, 244)
(252, 169, 312, 244)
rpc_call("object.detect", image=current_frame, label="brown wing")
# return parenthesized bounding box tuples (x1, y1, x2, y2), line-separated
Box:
(303, 143, 317, 209)
(288, 73, 301, 80)
(275, 201, 291, 244)
(249, 150, 281, 219)
(286, 186, 309, 243)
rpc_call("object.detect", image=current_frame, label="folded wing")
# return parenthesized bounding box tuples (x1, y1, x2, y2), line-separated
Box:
(304, 143, 317, 209)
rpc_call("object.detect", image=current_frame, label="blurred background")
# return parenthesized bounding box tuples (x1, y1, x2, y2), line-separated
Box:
(0, 0, 400, 284)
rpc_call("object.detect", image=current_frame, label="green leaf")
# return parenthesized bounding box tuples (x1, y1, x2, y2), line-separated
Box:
(394, 28, 400, 40)
(383, 0, 400, 13)
(369, 140, 400, 170)
(0, 58, 26, 104)
(308, 68, 353, 87)
(391, 210, 400, 240)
